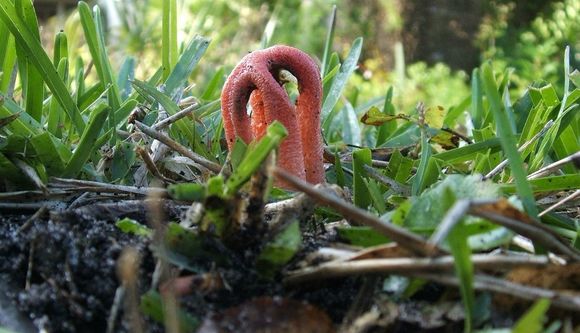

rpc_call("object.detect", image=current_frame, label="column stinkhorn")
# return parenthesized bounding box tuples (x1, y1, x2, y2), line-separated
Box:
(221, 45, 324, 185)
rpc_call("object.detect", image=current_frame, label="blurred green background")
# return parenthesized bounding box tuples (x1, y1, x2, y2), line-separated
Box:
(35, 0, 579, 112)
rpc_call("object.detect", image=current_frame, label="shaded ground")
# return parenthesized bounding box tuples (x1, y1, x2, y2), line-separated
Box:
(0, 204, 361, 333)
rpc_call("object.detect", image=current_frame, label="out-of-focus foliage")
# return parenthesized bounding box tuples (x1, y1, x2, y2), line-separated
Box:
(478, 0, 580, 89)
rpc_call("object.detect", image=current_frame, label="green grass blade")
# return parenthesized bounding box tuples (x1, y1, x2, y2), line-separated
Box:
(352, 148, 372, 209)
(165, 35, 210, 100)
(470, 68, 483, 130)
(320, 5, 337, 77)
(224, 121, 288, 197)
(434, 138, 501, 163)
(30, 132, 66, 175)
(62, 103, 109, 178)
(47, 58, 69, 137)
(162, 0, 178, 80)
(376, 86, 396, 146)
(0, 33, 16, 92)
(412, 129, 432, 196)
(0, 1, 84, 133)
(481, 63, 538, 217)
(117, 56, 135, 100)
(322, 37, 363, 124)
(0, 92, 41, 136)
(201, 67, 224, 101)
(15, 0, 43, 122)
(53, 31, 68, 65)
(443, 188, 474, 333)
(501, 174, 580, 194)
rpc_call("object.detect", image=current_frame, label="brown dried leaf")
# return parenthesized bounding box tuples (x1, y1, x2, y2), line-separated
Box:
(360, 106, 410, 126)
(197, 297, 335, 333)
(495, 263, 580, 314)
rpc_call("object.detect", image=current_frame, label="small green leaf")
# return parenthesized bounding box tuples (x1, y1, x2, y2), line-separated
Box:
(116, 218, 152, 237)
(444, 188, 474, 333)
(336, 226, 390, 247)
(256, 220, 302, 278)
(322, 37, 363, 128)
(352, 148, 372, 209)
(167, 182, 206, 202)
(110, 141, 136, 181)
(62, 103, 109, 178)
(512, 299, 550, 333)
(224, 121, 287, 197)
(140, 290, 199, 332)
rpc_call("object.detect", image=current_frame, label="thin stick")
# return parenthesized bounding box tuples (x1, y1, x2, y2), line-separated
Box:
(470, 208, 580, 261)
(153, 102, 199, 131)
(411, 272, 580, 312)
(528, 150, 580, 179)
(483, 120, 554, 180)
(136, 146, 176, 184)
(363, 165, 410, 196)
(285, 254, 548, 285)
(50, 177, 166, 196)
(133, 121, 222, 174)
(540, 189, 580, 217)
(429, 199, 471, 245)
(275, 167, 443, 257)
(13, 158, 47, 193)
(18, 205, 49, 234)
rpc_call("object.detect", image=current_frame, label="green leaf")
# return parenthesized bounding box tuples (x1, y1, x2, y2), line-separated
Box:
(376, 86, 397, 145)
(512, 299, 550, 333)
(336, 226, 390, 247)
(0, 1, 84, 132)
(167, 182, 206, 202)
(15, 0, 43, 122)
(162, 0, 178, 80)
(165, 36, 211, 100)
(46, 57, 69, 137)
(481, 63, 537, 217)
(224, 121, 287, 197)
(110, 141, 136, 181)
(405, 175, 501, 233)
(116, 218, 152, 237)
(82, 3, 121, 142)
(444, 188, 474, 333)
(501, 174, 580, 194)
(140, 290, 199, 332)
(322, 37, 363, 129)
(352, 148, 372, 209)
(412, 129, 432, 196)
(61, 103, 109, 178)
(434, 138, 502, 163)
(30, 132, 66, 175)
(256, 220, 301, 278)
(320, 5, 337, 76)
(164, 222, 229, 268)
(201, 67, 224, 101)
(0, 92, 41, 136)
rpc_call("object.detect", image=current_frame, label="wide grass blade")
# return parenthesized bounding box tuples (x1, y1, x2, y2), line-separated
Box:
(224, 121, 287, 197)
(320, 5, 337, 77)
(352, 148, 372, 209)
(443, 188, 474, 333)
(162, 0, 178, 80)
(0, 1, 85, 133)
(78, 2, 121, 142)
(165, 36, 211, 100)
(15, 0, 43, 122)
(322, 37, 363, 131)
(481, 63, 538, 217)
(62, 103, 109, 178)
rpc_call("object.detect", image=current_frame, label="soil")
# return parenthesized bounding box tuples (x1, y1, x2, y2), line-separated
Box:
(0, 203, 362, 333)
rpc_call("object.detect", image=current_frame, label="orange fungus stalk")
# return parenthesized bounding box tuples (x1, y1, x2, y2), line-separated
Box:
(221, 45, 325, 185)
